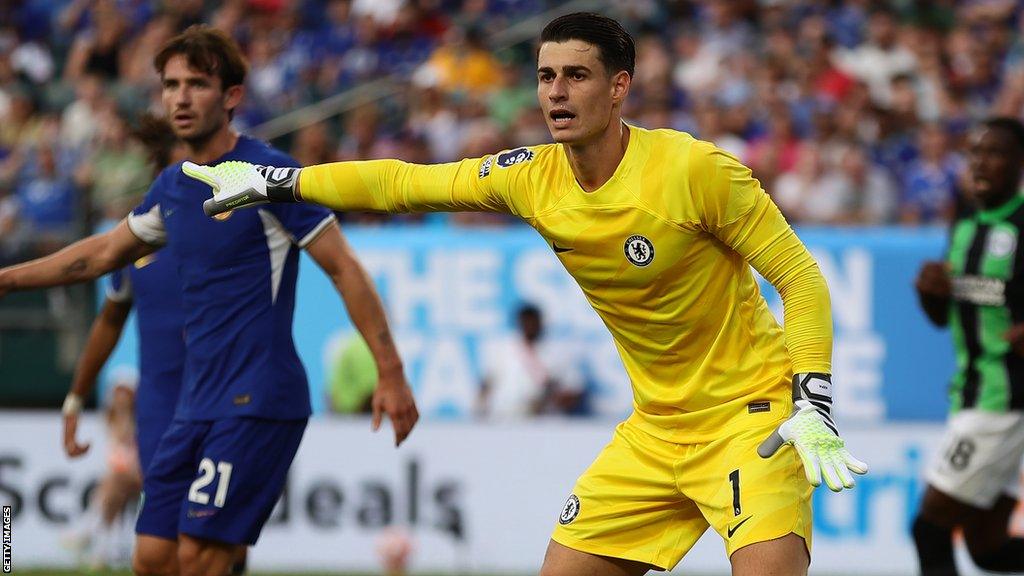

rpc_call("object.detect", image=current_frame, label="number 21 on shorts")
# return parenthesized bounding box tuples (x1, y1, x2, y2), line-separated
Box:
(188, 458, 233, 508)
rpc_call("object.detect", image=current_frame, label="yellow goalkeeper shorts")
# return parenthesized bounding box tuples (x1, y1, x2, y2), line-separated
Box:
(550, 415, 812, 570)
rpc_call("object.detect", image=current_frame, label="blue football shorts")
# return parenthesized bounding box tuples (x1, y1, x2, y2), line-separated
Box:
(136, 417, 306, 545)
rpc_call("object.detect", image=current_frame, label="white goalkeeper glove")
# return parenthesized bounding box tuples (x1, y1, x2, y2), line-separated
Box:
(757, 373, 868, 492)
(182, 161, 300, 217)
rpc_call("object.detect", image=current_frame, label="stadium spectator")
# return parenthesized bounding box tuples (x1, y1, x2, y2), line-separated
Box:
(477, 304, 585, 419)
(14, 0, 1024, 231)
(327, 333, 379, 415)
(835, 143, 899, 224)
(419, 25, 502, 97)
(773, 143, 849, 225)
(62, 0, 130, 82)
(73, 102, 151, 220)
(832, 6, 917, 107)
(291, 121, 337, 167)
(60, 73, 106, 153)
(901, 123, 963, 224)
(14, 141, 78, 252)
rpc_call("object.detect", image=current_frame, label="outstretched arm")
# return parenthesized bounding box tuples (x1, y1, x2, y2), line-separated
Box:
(63, 296, 132, 458)
(183, 156, 517, 217)
(0, 220, 156, 296)
(297, 159, 508, 213)
(304, 222, 419, 446)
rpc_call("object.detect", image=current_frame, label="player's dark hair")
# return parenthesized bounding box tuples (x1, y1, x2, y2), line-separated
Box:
(541, 12, 635, 77)
(517, 303, 542, 320)
(981, 116, 1024, 153)
(131, 113, 179, 171)
(154, 24, 248, 90)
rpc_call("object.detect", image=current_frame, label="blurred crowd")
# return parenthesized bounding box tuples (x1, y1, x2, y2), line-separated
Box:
(3, 0, 1024, 257)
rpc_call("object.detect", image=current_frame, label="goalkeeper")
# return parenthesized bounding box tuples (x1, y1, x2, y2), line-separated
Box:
(185, 12, 867, 576)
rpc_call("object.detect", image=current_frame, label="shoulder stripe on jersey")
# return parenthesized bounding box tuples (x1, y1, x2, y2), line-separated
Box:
(257, 210, 293, 305)
(297, 214, 337, 248)
(126, 204, 167, 246)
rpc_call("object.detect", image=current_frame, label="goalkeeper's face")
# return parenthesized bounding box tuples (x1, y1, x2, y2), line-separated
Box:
(537, 40, 630, 146)
(160, 54, 242, 145)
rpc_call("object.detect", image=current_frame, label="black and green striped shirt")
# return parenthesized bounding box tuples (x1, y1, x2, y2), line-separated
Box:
(947, 194, 1024, 413)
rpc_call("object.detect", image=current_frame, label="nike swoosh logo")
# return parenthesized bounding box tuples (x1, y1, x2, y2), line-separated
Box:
(727, 516, 752, 538)
(552, 243, 573, 253)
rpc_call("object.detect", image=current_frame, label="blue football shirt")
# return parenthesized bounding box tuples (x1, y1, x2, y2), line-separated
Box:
(107, 251, 185, 471)
(127, 136, 335, 420)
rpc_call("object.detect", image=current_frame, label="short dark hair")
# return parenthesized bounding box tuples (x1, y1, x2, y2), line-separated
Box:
(131, 113, 178, 171)
(540, 12, 635, 77)
(517, 303, 541, 320)
(154, 24, 248, 90)
(981, 116, 1024, 152)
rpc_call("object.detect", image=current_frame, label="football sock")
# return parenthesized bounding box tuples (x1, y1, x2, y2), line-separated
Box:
(970, 538, 1024, 572)
(912, 515, 958, 576)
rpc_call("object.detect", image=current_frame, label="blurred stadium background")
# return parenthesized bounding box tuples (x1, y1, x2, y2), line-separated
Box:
(2, 0, 1024, 574)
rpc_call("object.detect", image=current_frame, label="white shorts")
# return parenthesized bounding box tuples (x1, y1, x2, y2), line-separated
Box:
(926, 409, 1024, 509)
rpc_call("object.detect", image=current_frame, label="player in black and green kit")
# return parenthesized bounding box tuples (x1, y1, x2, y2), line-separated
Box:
(912, 117, 1024, 576)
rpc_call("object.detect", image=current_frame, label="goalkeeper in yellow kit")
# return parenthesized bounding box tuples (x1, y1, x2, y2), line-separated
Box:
(185, 12, 867, 576)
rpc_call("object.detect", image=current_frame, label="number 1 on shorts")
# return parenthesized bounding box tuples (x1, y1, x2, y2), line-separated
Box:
(729, 469, 741, 516)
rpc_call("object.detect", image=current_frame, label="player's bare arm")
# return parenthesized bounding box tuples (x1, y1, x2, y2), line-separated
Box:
(63, 297, 132, 457)
(915, 261, 952, 327)
(304, 221, 419, 446)
(0, 220, 157, 297)
(0, 220, 152, 455)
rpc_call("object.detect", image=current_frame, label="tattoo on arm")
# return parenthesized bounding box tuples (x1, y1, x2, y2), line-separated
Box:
(62, 259, 88, 278)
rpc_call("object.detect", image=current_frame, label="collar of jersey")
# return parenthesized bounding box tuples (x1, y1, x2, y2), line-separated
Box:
(977, 193, 1024, 224)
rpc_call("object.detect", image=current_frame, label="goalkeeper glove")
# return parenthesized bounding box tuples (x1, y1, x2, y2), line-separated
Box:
(757, 373, 868, 492)
(182, 161, 300, 217)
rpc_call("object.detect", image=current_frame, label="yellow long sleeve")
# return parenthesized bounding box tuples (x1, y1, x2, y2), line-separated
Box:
(689, 140, 832, 375)
(298, 158, 512, 214)
(717, 194, 833, 374)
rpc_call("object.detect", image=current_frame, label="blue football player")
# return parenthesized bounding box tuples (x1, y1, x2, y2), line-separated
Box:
(0, 25, 418, 576)
(60, 113, 186, 570)
(62, 113, 186, 476)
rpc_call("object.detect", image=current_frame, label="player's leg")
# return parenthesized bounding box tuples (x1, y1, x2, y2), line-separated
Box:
(134, 420, 210, 575)
(729, 533, 808, 576)
(539, 539, 651, 576)
(917, 410, 1024, 575)
(177, 417, 306, 574)
(176, 534, 239, 576)
(132, 535, 179, 576)
(229, 547, 248, 575)
(912, 485, 965, 576)
(682, 410, 813, 575)
(962, 494, 1024, 572)
(547, 422, 710, 574)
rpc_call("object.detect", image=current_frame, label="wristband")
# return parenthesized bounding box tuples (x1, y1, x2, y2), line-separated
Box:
(62, 393, 83, 415)
(255, 165, 301, 202)
(792, 372, 837, 434)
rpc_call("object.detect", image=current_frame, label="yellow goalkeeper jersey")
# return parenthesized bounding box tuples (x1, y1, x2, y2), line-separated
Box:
(300, 126, 832, 443)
